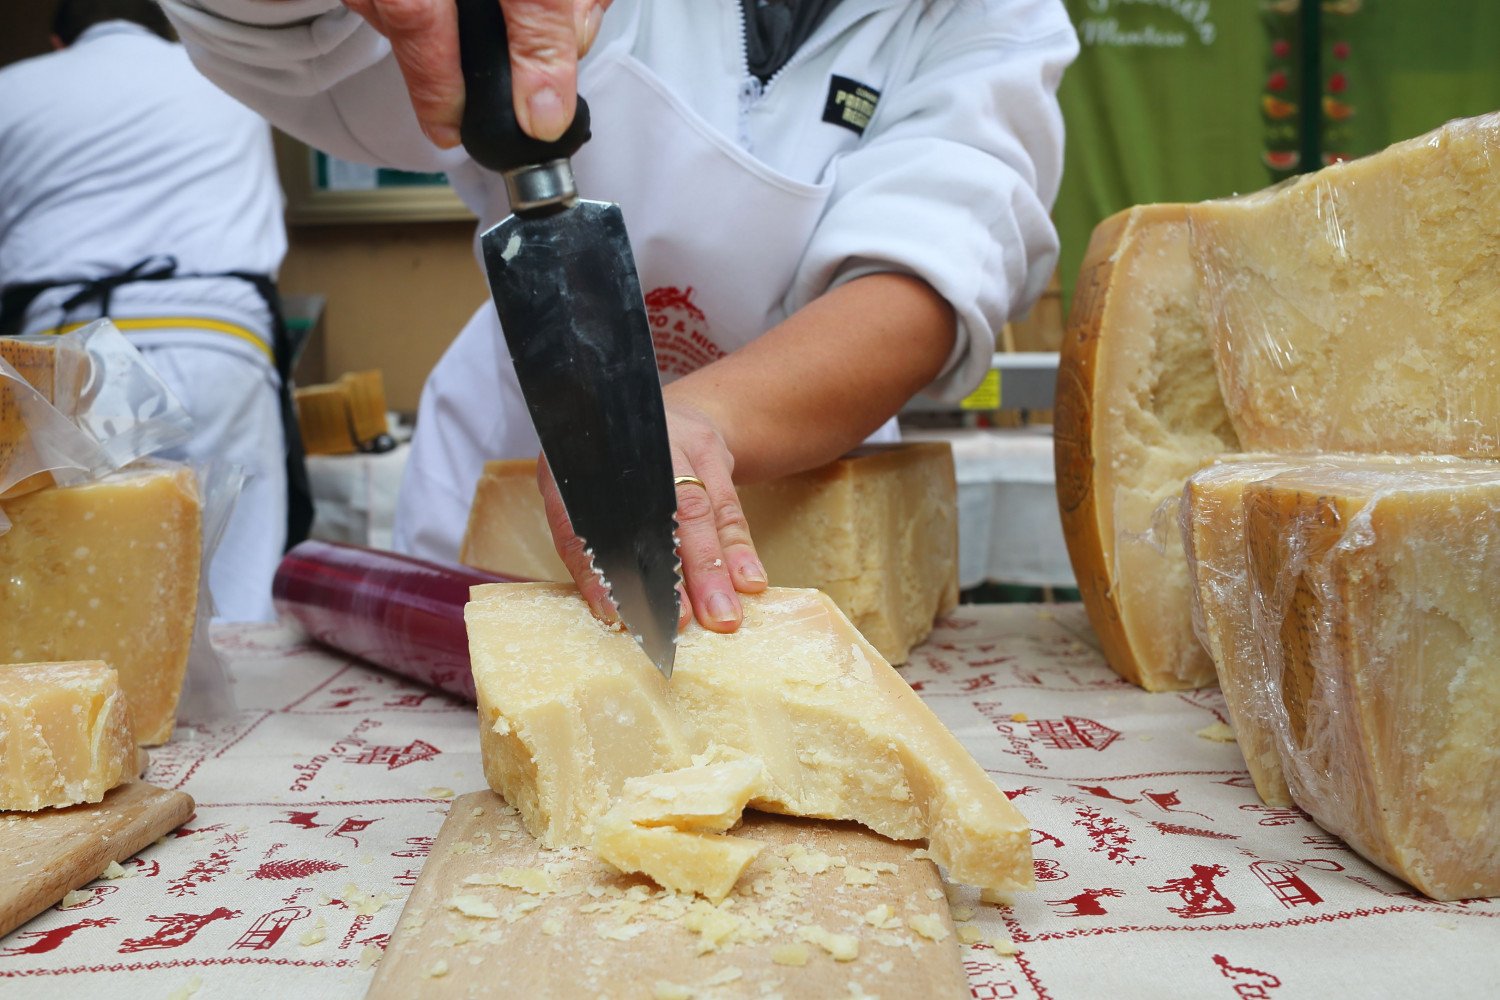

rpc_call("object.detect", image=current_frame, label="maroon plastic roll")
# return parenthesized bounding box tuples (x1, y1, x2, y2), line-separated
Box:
(272, 539, 521, 702)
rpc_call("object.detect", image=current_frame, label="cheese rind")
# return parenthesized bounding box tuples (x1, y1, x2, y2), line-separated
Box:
(0, 661, 135, 811)
(467, 584, 1034, 893)
(0, 463, 202, 745)
(1055, 204, 1239, 690)
(1243, 460, 1500, 900)
(1190, 111, 1500, 457)
(460, 443, 959, 664)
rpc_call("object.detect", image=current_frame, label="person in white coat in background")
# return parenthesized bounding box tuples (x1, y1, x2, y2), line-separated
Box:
(0, 0, 308, 622)
(162, 0, 1076, 634)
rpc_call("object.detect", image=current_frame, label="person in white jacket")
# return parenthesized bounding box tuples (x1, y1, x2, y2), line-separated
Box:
(0, 0, 300, 623)
(162, 0, 1077, 634)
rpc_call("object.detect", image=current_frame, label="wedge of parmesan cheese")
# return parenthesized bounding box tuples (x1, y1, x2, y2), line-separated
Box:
(467, 584, 1033, 893)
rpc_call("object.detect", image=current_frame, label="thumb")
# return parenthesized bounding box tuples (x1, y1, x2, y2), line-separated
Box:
(500, 0, 581, 141)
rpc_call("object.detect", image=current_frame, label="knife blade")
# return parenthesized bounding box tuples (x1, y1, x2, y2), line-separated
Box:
(456, 0, 679, 678)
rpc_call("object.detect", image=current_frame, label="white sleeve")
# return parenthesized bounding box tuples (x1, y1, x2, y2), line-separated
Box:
(160, 0, 465, 173)
(788, 1, 1078, 402)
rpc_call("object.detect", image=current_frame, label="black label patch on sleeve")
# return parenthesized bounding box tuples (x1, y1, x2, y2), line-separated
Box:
(822, 75, 881, 136)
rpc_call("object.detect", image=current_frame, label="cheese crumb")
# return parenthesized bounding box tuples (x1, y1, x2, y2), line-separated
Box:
(357, 944, 382, 969)
(165, 975, 202, 1000)
(771, 943, 810, 967)
(597, 923, 648, 941)
(427, 786, 457, 798)
(705, 968, 744, 986)
(653, 983, 693, 1000)
(786, 846, 835, 876)
(907, 913, 948, 942)
(956, 925, 983, 945)
(989, 935, 1019, 956)
(61, 889, 91, 907)
(423, 959, 450, 979)
(924, 888, 944, 901)
(1010, 712, 1028, 723)
(343, 884, 399, 916)
(798, 925, 859, 961)
(447, 894, 500, 919)
(951, 905, 975, 922)
(464, 867, 557, 894)
(471, 806, 485, 817)
(979, 888, 1014, 906)
(843, 866, 879, 887)
(299, 918, 327, 946)
(1196, 721, 1237, 743)
(862, 904, 895, 927)
(100, 860, 129, 880)
(541, 917, 564, 936)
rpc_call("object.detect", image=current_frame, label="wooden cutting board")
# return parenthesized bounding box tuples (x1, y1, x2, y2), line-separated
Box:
(369, 791, 969, 1000)
(0, 777, 195, 937)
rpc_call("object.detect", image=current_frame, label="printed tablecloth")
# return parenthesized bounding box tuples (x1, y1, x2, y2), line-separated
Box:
(3, 605, 1495, 999)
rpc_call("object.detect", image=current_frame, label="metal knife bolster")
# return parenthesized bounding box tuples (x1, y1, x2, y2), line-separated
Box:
(502, 160, 578, 214)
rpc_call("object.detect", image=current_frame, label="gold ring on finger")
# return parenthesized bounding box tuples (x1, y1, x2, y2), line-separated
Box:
(673, 475, 708, 490)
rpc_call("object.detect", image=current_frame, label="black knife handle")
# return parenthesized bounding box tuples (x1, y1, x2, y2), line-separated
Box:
(456, 0, 591, 172)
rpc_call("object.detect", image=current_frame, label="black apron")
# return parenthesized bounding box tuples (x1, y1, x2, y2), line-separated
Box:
(0, 255, 313, 551)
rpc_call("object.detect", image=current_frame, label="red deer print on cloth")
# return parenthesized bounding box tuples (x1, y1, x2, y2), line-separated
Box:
(0, 918, 118, 956)
(118, 907, 241, 952)
(646, 286, 724, 377)
(1213, 954, 1283, 997)
(1048, 888, 1125, 917)
(1150, 863, 1236, 918)
(274, 810, 327, 830)
(1072, 784, 1139, 804)
(232, 906, 310, 950)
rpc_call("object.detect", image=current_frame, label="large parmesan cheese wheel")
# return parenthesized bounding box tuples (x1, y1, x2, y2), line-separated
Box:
(1055, 205, 1238, 691)
(1242, 459, 1500, 900)
(1189, 111, 1500, 456)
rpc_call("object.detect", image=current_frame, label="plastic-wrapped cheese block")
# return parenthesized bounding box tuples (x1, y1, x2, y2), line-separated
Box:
(0, 462, 201, 745)
(1243, 459, 1500, 900)
(1181, 457, 1309, 808)
(1055, 204, 1239, 691)
(461, 443, 959, 664)
(0, 338, 64, 498)
(0, 661, 135, 811)
(467, 584, 1033, 893)
(1190, 111, 1500, 457)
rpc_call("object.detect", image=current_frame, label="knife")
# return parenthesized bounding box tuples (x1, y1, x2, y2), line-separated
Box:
(456, 0, 679, 678)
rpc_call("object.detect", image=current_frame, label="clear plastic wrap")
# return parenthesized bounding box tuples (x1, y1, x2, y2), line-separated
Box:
(1188, 111, 1500, 458)
(175, 460, 246, 730)
(1184, 455, 1500, 901)
(272, 540, 515, 702)
(0, 319, 193, 520)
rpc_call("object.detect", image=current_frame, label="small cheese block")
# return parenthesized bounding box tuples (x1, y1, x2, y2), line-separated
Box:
(460, 443, 959, 664)
(0, 462, 202, 745)
(606, 758, 766, 831)
(1190, 111, 1500, 457)
(1243, 459, 1500, 900)
(1055, 204, 1239, 690)
(0, 661, 135, 811)
(467, 584, 1034, 893)
(593, 819, 765, 903)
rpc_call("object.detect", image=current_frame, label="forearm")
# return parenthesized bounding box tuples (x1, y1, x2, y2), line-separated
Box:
(665, 272, 957, 483)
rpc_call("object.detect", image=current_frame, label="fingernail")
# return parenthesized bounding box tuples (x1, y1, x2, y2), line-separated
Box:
(706, 592, 738, 625)
(424, 122, 461, 149)
(581, 4, 603, 53)
(677, 585, 691, 630)
(526, 87, 566, 141)
(739, 558, 767, 586)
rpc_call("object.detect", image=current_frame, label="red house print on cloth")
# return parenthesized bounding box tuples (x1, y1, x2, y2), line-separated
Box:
(1028, 716, 1120, 751)
(344, 739, 439, 769)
